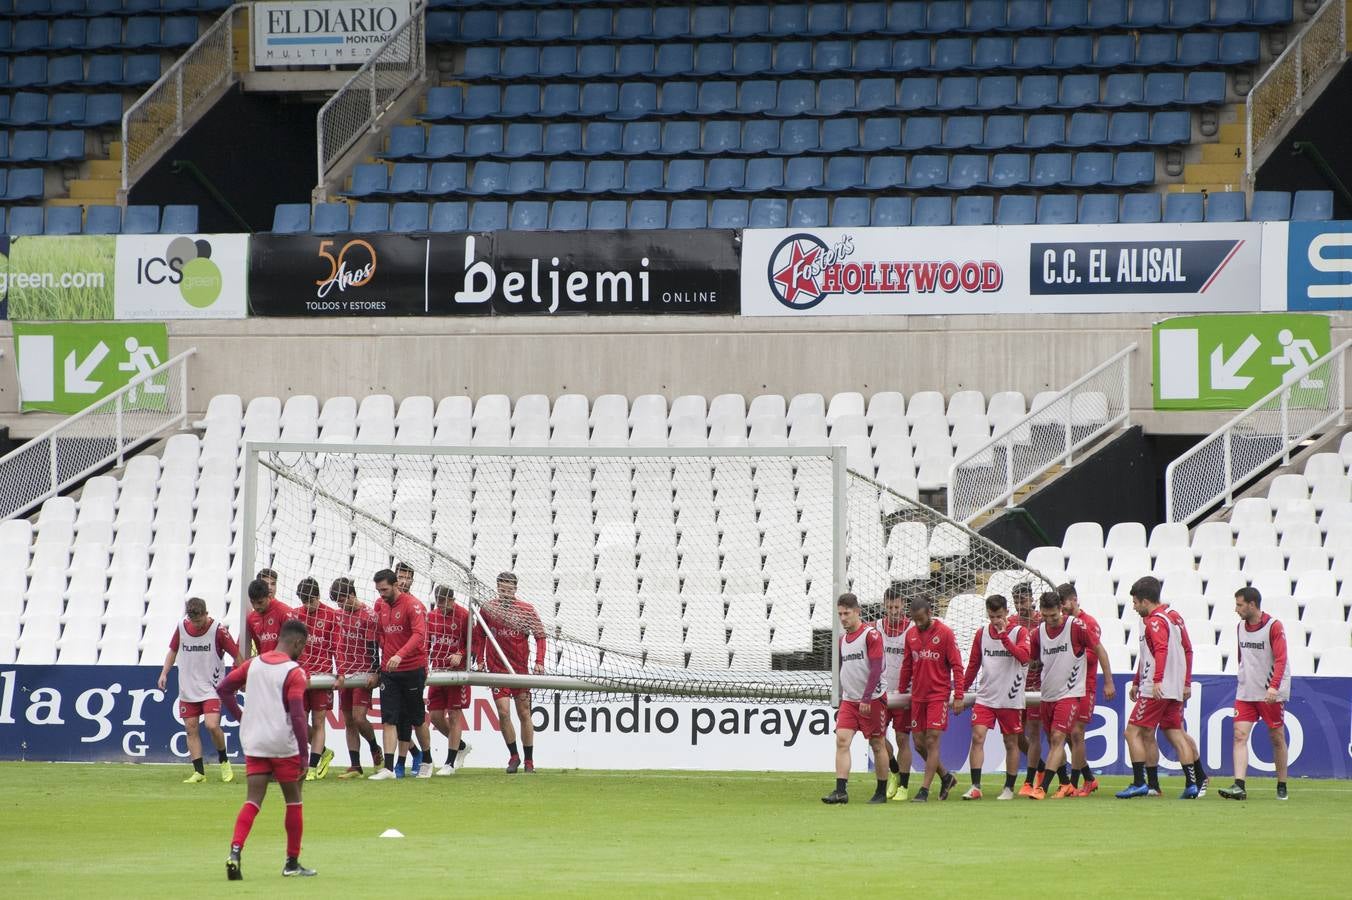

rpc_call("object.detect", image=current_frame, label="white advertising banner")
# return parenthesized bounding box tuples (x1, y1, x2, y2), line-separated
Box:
(252, 0, 412, 67)
(740, 223, 1264, 316)
(113, 234, 248, 320)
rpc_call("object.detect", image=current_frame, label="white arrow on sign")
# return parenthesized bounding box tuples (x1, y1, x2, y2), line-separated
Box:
(1210, 334, 1261, 391)
(64, 341, 109, 394)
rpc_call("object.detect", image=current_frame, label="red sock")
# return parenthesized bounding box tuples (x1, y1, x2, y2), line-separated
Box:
(232, 801, 260, 849)
(284, 803, 303, 858)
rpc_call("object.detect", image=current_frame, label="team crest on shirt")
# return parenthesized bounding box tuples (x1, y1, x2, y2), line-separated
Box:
(931, 635, 940, 645)
(396, 612, 402, 621)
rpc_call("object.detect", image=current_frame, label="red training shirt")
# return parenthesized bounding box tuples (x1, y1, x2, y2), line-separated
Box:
(295, 602, 339, 676)
(376, 591, 428, 671)
(473, 598, 547, 674)
(427, 603, 471, 670)
(897, 618, 964, 703)
(246, 598, 297, 655)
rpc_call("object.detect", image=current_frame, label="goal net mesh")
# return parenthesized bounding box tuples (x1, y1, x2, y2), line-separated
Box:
(249, 447, 1054, 703)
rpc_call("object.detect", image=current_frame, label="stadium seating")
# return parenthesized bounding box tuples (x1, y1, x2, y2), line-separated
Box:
(0, 202, 200, 233)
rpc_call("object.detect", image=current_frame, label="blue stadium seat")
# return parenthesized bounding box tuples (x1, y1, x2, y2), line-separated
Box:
(846, 1, 887, 33)
(46, 93, 87, 126)
(509, 200, 549, 231)
(1053, 74, 1100, 110)
(1045, 0, 1090, 30)
(1164, 192, 1204, 223)
(84, 204, 121, 234)
(587, 200, 626, 230)
(466, 161, 510, 196)
(346, 163, 387, 198)
(693, 121, 737, 156)
(933, 76, 978, 111)
(913, 196, 952, 226)
(732, 157, 780, 193)
(891, 38, 931, 72)
(865, 155, 906, 189)
(497, 123, 541, 159)
(693, 43, 733, 78)
(871, 196, 911, 226)
(731, 5, 771, 37)
(628, 199, 667, 230)
(669, 198, 708, 229)
(50, 18, 84, 50)
(1176, 33, 1220, 68)
(1146, 110, 1192, 145)
(702, 158, 743, 192)
(537, 48, 579, 78)
(656, 121, 700, 157)
(45, 55, 83, 87)
(611, 83, 656, 121)
(696, 82, 738, 116)
(932, 37, 972, 71)
(122, 204, 160, 234)
(851, 77, 897, 112)
(975, 115, 1023, 150)
(430, 201, 468, 232)
(973, 75, 1017, 110)
(1091, 34, 1135, 70)
(710, 198, 749, 228)
(7, 206, 42, 235)
(470, 201, 508, 231)
(506, 160, 545, 194)
(351, 202, 389, 232)
(653, 7, 691, 40)
(1037, 194, 1078, 224)
(769, 119, 815, 156)
(497, 84, 540, 119)
(1142, 72, 1187, 106)
(2, 93, 47, 127)
(1292, 189, 1334, 221)
(1028, 152, 1072, 187)
(575, 45, 615, 79)
(500, 9, 535, 41)
(821, 156, 866, 191)
(419, 88, 463, 121)
(789, 197, 828, 227)
(116, 16, 163, 49)
(855, 117, 901, 151)
(575, 83, 617, 118)
(1019, 114, 1065, 149)
(1168, 0, 1211, 29)
(116, 52, 159, 87)
(1251, 0, 1294, 26)
(748, 198, 788, 228)
(1062, 111, 1109, 147)
(614, 8, 652, 40)
(767, 80, 814, 118)
(458, 10, 494, 43)
(1089, 0, 1129, 28)
(897, 76, 938, 110)
(1106, 151, 1155, 186)
(989, 152, 1031, 187)
(1066, 151, 1114, 186)
(1137, 33, 1178, 66)
(10, 56, 48, 88)
(272, 203, 310, 233)
(901, 116, 942, 151)
(1100, 73, 1144, 108)
(1004, 0, 1048, 29)
(770, 41, 811, 75)
(620, 158, 662, 194)
(574, 122, 620, 157)
(382, 126, 425, 160)
(1185, 71, 1227, 105)
(8, 130, 46, 162)
(819, 118, 858, 154)
(954, 195, 994, 225)
(1210, 0, 1255, 26)
(465, 124, 504, 157)
(419, 125, 465, 160)
(656, 44, 695, 79)
(80, 17, 119, 50)
(462, 47, 501, 79)
(618, 121, 660, 156)
(971, 36, 1013, 70)
(614, 45, 654, 79)
(1130, 0, 1169, 27)
(1206, 192, 1247, 222)
(423, 161, 468, 196)
(848, 39, 892, 73)
(1121, 193, 1162, 223)
(695, 5, 732, 38)
(160, 204, 197, 233)
(731, 43, 773, 76)
(425, 10, 458, 43)
(546, 200, 586, 231)
(782, 156, 823, 191)
(3, 167, 43, 200)
(883, 1, 924, 34)
(496, 47, 540, 80)
(1105, 111, 1150, 146)
(729, 80, 773, 116)
(75, 93, 120, 127)
(808, 2, 848, 35)
(906, 154, 948, 188)
(1010, 36, 1053, 69)
(818, 79, 857, 116)
(941, 154, 989, 189)
(769, 5, 809, 37)
(653, 158, 702, 195)
(576, 159, 623, 194)
(1079, 194, 1119, 223)
(538, 83, 580, 118)
(1220, 32, 1261, 65)
(966, 0, 1007, 32)
(1012, 75, 1058, 110)
(1249, 191, 1292, 221)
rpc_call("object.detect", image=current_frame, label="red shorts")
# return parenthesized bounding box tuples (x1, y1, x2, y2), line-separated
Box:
(1076, 694, 1097, 724)
(909, 699, 950, 733)
(972, 704, 1023, 734)
(339, 687, 372, 712)
(304, 689, 332, 712)
(836, 698, 886, 738)
(245, 754, 302, 783)
(1039, 697, 1080, 735)
(1129, 696, 1184, 730)
(492, 687, 531, 700)
(1234, 700, 1285, 730)
(427, 685, 471, 711)
(179, 698, 220, 719)
(883, 695, 911, 735)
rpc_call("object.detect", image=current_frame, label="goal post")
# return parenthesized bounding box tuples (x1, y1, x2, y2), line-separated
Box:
(239, 441, 1056, 705)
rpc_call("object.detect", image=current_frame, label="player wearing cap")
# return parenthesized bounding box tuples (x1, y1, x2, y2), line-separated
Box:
(821, 593, 890, 805)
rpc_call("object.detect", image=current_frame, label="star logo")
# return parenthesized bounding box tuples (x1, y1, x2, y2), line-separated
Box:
(767, 233, 831, 310)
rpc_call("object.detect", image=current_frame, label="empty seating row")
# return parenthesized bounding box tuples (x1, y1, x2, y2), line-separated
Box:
(0, 52, 159, 89)
(454, 33, 1263, 81)
(0, 15, 197, 52)
(428, 1, 1294, 44)
(274, 190, 1336, 233)
(2, 202, 198, 234)
(344, 152, 1160, 200)
(0, 129, 85, 163)
(384, 112, 1194, 162)
(0, 91, 123, 127)
(418, 72, 1228, 122)
(1, 0, 228, 14)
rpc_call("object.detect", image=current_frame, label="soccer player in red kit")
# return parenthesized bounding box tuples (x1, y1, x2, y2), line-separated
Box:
(822, 593, 890, 805)
(427, 584, 474, 776)
(472, 572, 546, 773)
(1119, 576, 1201, 799)
(1011, 582, 1045, 796)
(897, 596, 964, 802)
(1057, 583, 1102, 795)
(876, 585, 913, 800)
(1029, 592, 1115, 799)
(331, 577, 383, 778)
(957, 594, 1030, 800)
(218, 618, 316, 880)
(1220, 587, 1291, 801)
(1153, 598, 1208, 795)
(368, 568, 430, 781)
(246, 578, 296, 656)
(158, 596, 240, 784)
(294, 577, 339, 780)
(394, 562, 436, 776)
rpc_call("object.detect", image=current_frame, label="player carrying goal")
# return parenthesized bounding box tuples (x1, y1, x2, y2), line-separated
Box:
(472, 572, 546, 774)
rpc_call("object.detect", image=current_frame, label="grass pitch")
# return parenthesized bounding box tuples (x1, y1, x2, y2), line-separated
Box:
(1, 763, 1347, 898)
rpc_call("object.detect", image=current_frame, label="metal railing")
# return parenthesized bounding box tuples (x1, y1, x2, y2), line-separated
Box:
(947, 345, 1136, 524)
(1165, 340, 1350, 525)
(122, 4, 245, 193)
(1246, 0, 1348, 182)
(315, 0, 427, 197)
(0, 349, 196, 521)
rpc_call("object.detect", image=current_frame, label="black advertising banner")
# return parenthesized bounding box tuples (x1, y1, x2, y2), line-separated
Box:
(248, 231, 739, 317)
(1028, 239, 1246, 295)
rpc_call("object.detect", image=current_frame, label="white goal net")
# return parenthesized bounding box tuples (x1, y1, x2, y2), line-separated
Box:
(242, 444, 1054, 703)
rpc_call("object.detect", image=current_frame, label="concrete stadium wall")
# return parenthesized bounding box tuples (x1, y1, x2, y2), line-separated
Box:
(1, 312, 1349, 437)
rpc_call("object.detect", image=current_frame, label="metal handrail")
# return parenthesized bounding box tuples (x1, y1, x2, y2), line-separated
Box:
(1165, 339, 1351, 525)
(315, 0, 427, 197)
(121, 5, 243, 194)
(946, 344, 1137, 524)
(0, 348, 197, 520)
